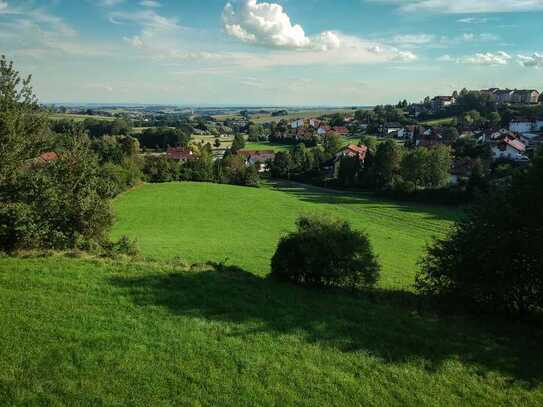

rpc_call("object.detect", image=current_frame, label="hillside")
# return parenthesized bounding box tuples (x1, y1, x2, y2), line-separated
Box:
(1, 182, 542, 405)
(111, 181, 459, 289)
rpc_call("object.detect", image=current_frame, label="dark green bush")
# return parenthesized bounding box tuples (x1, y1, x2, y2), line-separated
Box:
(416, 149, 543, 316)
(271, 216, 380, 290)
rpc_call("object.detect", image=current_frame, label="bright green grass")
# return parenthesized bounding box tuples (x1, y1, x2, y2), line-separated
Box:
(2, 182, 543, 405)
(421, 117, 456, 126)
(1, 256, 542, 405)
(244, 142, 291, 152)
(111, 181, 459, 290)
(48, 113, 115, 122)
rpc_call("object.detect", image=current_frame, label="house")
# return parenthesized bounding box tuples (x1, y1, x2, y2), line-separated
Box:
(309, 119, 321, 128)
(398, 125, 418, 140)
(449, 158, 477, 185)
(381, 122, 402, 136)
(416, 127, 444, 147)
(510, 120, 536, 133)
(336, 144, 368, 162)
(431, 96, 456, 112)
(332, 126, 349, 135)
(238, 150, 276, 172)
(38, 152, 60, 163)
(290, 119, 305, 129)
(491, 137, 527, 161)
(167, 147, 196, 162)
(317, 125, 331, 136)
(482, 88, 540, 105)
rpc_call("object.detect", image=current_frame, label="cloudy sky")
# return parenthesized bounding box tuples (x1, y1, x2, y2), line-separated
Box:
(1, 0, 542, 105)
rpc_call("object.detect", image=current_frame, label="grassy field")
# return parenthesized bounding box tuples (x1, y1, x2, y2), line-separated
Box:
(1, 182, 542, 405)
(213, 108, 358, 124)
(244, 142, 291, 152)
(421, 117, 456, 126)
(48, 113, 116, 122)
(111, 181, 459, 289)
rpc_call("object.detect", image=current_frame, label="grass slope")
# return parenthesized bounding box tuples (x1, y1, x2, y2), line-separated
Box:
(112, 181, 459, 289)
(1, 257, 541, 406)
(2, 182, 542, 405)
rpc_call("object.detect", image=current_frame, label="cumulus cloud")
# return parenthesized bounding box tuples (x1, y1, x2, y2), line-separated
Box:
(463, 51, 512, 65)
(140, 0, 161, 7)
(438, 51, 513, 65)
(518, 52, 543, 68)
(368, 0, 543, 13)
(221, 0, 415, 64)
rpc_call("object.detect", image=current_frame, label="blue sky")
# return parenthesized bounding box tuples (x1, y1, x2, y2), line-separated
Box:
(1, 0, 542, 105)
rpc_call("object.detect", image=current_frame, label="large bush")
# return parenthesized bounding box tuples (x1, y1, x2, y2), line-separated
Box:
(271, 216, 380, 289)
(416, 149, 543, 316)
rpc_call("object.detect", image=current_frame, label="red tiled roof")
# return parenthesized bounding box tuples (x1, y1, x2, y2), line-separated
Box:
(38, 152, 59, 162)
(343, 144, 368, 161)
(333, 127, 349, 134)
(167, 147, 195, 161)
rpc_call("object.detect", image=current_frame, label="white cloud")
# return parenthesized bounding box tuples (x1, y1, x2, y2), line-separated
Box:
(368, 0, 543, 13)
(0, 1, 7, 12)
(518, 52, 543, 68)
(438, 51, 513, 65)
(140, 0, 161, 7)
(97, 0, 125, 7)
(222, 0, 312, 49)
(464, 51, 512, 65)
(391, 34, 435, 45)
(220, 0, 415, 64)
(109, 10, 180, 31)
(457, 17, 489, 23)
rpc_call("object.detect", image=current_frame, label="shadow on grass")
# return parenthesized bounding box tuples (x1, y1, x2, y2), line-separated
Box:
(110, 263, 543, 387)
(267, 179, 461, 223)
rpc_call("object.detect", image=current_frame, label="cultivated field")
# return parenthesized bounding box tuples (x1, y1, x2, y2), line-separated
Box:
(1, 182, 542, 405)
(213, 108, 359, 124)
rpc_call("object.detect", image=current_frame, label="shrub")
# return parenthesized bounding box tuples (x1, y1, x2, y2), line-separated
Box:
(416, 149, 543, 316)
(271, 216, 380, 290)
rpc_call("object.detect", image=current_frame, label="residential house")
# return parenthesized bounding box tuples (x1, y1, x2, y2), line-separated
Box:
(317, 125, 331, 136)
(332, 126, 349, 136)
(491, 137, 527, 161)
(238, 150, 276, 172)
(416, 127, 443, 147)
(397, 125, 418, 140)
(335, 144, 368, 162)
(431, 96, 456, 112)
(381, 122, 402, 136)
(167, 147, 196, 162)
(290, 119, 305, 129)
(510, 120, 537, 133)
(309, 119, 321, 128)
(482, 88, 540, 105)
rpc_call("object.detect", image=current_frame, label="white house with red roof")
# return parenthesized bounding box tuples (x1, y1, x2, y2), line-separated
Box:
(491, 137, 527, 161)
(335, 144, 368, 162)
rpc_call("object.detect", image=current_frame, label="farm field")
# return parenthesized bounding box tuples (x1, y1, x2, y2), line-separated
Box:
(48, 113, 116, 122)
(213, 108, 359, 124)
(1, 182, 542, 406)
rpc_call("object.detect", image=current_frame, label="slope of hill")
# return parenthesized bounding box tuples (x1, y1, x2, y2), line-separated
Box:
(1, 182, 542, 405)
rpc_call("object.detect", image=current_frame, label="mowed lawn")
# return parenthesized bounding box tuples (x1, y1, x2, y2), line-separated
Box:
(1, 182, 542, 405)
(112, 181, 459, 289)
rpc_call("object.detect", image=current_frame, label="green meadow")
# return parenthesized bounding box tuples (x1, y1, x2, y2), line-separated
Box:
(1, 181, 542, 405)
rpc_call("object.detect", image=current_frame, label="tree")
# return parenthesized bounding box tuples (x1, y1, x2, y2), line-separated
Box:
(271, 216, 380, 290)
(487, 111, 501, 128)
(372, 139, 403, 190)
(214, 138, 221, 148)
(442, 127, 459, 144)
(231, 133, 246, 154)
(0, 55, 49, 190)
(323, 133, 343, 156)
(416, 149, 543, 316)
(425, 145, 452, 189)
(271, 151, 293, 179)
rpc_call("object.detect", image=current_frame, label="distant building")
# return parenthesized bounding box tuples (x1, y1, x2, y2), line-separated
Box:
(431, 96, 456, 112)
(238, 150, 276, 172)
(167, 147, 196, 162)
(482, 88, 540, 105)
(335, 144, 368, 162)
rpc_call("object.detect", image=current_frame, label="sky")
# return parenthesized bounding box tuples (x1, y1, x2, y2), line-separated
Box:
(1, 0, 542, 106)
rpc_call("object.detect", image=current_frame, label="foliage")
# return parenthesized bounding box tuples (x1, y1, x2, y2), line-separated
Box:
(417, 149, 543, 316)
(137, 127, 190, 150)
(271, 216, 380, 289)
(372, 139, 403, 190)
(231, 133, 246, 154)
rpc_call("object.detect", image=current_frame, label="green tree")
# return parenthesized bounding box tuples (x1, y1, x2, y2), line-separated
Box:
(417, 149, 543, 316)
(231, 133, 246, 154)
(373, 139, 403, 190)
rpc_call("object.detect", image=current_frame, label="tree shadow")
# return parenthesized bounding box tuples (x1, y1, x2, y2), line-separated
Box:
(110, 263, 543, 388)
(267, 179, 461, 224)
